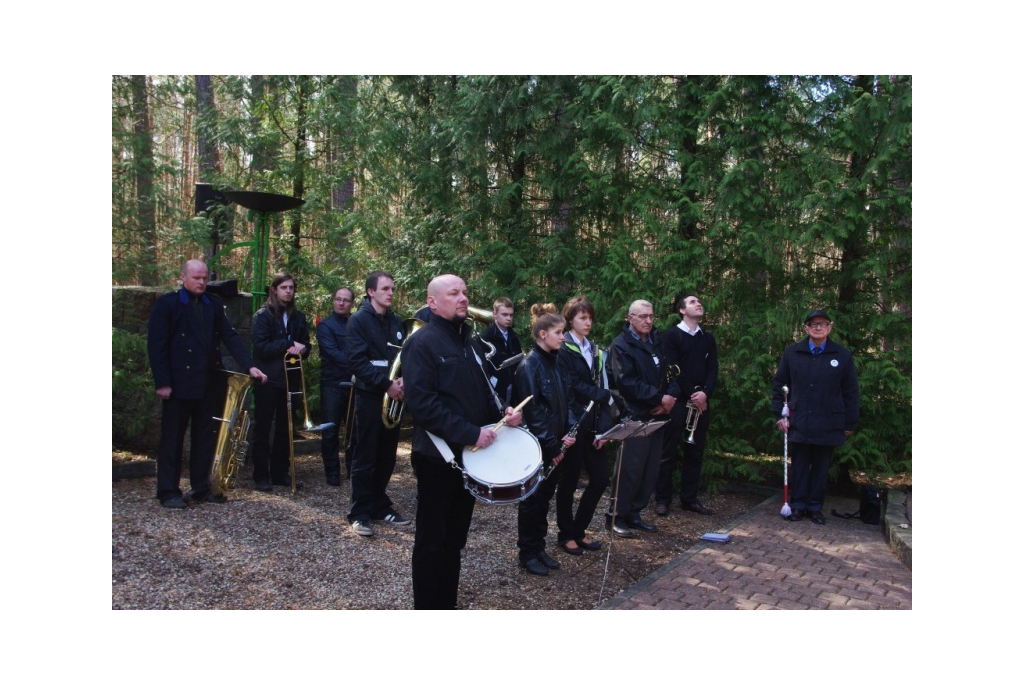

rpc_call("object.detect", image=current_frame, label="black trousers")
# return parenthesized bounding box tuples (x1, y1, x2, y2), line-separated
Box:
(411, 452, 476, 610)
(320, 380, 354, 478)
(555, 430, 609, 543)
(655, 404, 711, 506)
(252, 384, 292, 483)
(347, 393, 399, 522)
(789, 442, 833, 513)
(607, 431, 663, 519)
(156, 390, 219, 502)
(517, 456, 563, 559)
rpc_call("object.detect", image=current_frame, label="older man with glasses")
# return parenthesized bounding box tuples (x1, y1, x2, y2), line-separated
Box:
(604, 300, 676, 537)
(771, 309, 860, 524)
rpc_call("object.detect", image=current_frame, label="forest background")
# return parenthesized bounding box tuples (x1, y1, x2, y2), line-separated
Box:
(111, 74, 912, 483)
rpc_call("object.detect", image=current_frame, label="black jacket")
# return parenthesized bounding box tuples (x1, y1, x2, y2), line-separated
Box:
(147, 288, 255, 399)
(607, 324, 666, 421)
(771, 337, 859, 446)
(662, 323, 718, 401)
(316, 312, 352, 384)
(558, 336, 613, 434)
(514, 343, 571, 461)
(402, 315, 504, 463)
(345, 298, 404, 398)
(251, 304, 311, 388)
(479, 322, 522, 405)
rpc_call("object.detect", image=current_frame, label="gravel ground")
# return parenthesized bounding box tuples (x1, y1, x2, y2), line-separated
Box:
(112, 443, 766, 610)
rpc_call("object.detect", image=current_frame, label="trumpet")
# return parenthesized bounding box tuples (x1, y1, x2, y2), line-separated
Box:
(381, 317, 426, 430)
(683, 386, 703, 444)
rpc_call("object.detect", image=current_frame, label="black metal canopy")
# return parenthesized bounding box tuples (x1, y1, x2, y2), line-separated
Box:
(222, 190, 304, 213)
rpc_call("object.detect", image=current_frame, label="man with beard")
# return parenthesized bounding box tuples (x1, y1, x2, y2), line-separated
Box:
(316, 287, 355, 486)
(251, 272, 311, 492)
(148, 259, 267, 508)
(345, 271, 411, 536)
(402, 274, 523, 608)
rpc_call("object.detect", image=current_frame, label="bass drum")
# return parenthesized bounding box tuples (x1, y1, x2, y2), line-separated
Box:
(461, 424, 543, 505)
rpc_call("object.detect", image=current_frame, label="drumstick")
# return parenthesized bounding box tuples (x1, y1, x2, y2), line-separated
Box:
(470, 395, 533, 452)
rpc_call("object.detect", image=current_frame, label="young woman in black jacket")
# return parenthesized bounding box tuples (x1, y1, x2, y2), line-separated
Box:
(514, 304, 576, 576)
(555, 296, 612, 555)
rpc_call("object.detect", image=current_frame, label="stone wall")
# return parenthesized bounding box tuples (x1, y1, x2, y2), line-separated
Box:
(112, 285, 255, 369)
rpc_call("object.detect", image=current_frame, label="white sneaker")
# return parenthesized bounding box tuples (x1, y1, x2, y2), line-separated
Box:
(352, 520, 373, 537)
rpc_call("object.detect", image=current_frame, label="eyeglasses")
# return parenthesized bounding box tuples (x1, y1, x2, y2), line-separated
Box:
(631, 313, 654, 321)
(806, 322, 831, 329)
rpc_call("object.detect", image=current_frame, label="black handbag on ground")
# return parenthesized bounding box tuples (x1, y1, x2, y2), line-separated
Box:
(831, 486, 882, 525)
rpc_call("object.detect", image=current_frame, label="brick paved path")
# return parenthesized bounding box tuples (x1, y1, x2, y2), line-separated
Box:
(602, 494, 912, 610)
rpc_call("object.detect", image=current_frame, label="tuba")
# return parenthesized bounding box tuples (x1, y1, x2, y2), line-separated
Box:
(381, 317, 426, 429)
(210, 371, 255, 495)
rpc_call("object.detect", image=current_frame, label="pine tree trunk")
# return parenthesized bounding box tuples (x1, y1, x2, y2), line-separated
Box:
(130, 75, 158, 285)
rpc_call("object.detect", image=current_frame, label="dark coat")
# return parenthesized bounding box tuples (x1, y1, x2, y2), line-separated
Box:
(316, 312, 352, 384)
(345, 298, 405, 398)
(514, 343, 571, 461)
(251, 304, 311, 388)
(771, 337, 860, 446)
(402, 315, 504, 463)
(607, 324, 666, 421)
(147, 288, 255, 399)
(558, 336, 613, 433)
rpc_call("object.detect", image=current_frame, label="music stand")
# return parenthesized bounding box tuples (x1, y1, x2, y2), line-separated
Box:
(596, 418, 669, 605)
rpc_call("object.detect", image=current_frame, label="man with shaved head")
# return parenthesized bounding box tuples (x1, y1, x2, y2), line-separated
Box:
(402, 274, 523, 609)
(148, 260, 267, 509)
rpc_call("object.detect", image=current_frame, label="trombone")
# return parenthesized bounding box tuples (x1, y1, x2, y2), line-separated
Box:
(283, 353, 334, 494)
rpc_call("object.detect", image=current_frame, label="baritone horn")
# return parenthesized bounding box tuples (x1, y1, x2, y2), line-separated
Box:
(381, 317, 426, 429)
(210, 371, 255, 495)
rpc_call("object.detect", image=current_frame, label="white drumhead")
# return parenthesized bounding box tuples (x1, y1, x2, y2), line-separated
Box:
(462, 425, 542, 484)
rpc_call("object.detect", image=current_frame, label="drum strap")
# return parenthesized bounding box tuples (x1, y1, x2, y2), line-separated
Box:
(427, 431, 461, 467)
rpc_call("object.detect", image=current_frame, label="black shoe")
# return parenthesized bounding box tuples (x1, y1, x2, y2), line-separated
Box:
(326, 474, 341, 487)
(655, 502, 669, 516)
(184, 489, 227, 504)
(559, 540, 584, 556)
(786, 509, 805, 522)
(520, 556, 549, 576)
(576, 537, 602, 551)
(271, 475, 292, 487)
(808, 511, 827, 525)
(537, 550, 561, 569)
(255, 480, 272, 492)
(682, 501, 716, 516)
(627, 516, 657, 532)
(606, 514, 634, 538)
(161, 496, 187, 509)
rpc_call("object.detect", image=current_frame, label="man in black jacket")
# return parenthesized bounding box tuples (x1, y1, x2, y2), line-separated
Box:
(655, 293, 719, 517)
(605, 300, 676, 537)
(345, 270, 410, 536)
(402, 274, 522, 608)
(251, 273, 311, 492)
(316, 287, 355, 485)
(771, 309, 860, 525)
(147, 260, 267, 508)
(479, 297, 522, 406)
